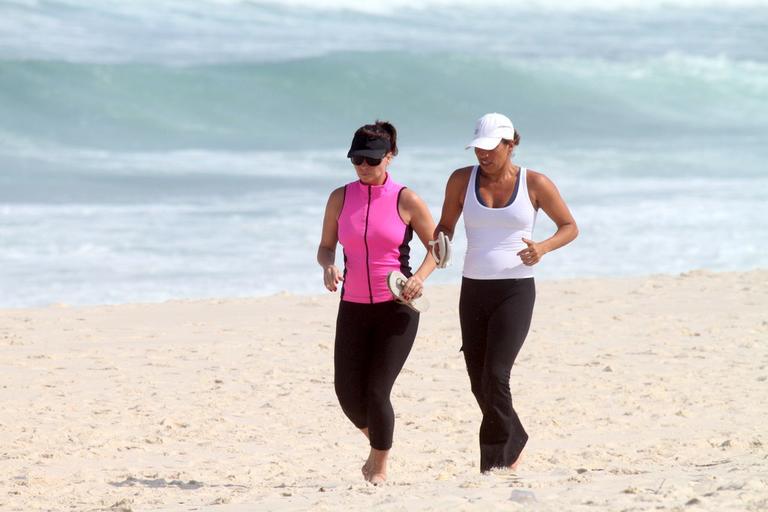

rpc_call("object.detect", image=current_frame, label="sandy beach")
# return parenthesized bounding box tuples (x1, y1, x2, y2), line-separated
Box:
(1, 269, 766, 511)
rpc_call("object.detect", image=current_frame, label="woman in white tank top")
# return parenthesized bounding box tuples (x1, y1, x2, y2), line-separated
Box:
(434, 112, 578, 473)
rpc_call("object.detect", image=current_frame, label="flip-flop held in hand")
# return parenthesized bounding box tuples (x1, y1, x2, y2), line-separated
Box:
(428, 231, 452, 269)
(387, 271, 430, 313)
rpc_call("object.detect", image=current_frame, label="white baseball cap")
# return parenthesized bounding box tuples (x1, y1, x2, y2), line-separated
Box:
(465, 113, 515, 150)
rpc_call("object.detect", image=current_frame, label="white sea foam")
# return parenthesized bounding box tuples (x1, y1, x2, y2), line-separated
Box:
(1, 142, 766, 307)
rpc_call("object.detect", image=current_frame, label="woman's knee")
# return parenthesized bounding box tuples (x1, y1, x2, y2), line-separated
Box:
(366, 385, 393, 413)
(335, 384, 367, 427)
(481, 366, 511, 397)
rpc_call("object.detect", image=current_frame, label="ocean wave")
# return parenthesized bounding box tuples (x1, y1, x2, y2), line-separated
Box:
(249, 0, 767, 11)
(1, 52, 766, 152)
(4, 0, 765, 16)
(1, 1, 765, 63)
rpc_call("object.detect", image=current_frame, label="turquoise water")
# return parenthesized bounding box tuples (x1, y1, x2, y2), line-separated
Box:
(1, 0, 766, 306)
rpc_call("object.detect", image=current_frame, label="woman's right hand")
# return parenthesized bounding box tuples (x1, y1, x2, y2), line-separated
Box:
(323, 265, 344, 292)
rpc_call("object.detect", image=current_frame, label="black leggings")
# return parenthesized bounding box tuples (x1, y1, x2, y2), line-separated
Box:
(334, 300, 419, 451)
(459, 277, 536, 472)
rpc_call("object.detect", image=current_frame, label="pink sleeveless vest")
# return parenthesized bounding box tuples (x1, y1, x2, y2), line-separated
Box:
(337, 174, 413, 303)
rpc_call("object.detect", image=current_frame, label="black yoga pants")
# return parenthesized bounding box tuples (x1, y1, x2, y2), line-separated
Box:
(334, 299, 419, 451)
(459, 276, 536, 472)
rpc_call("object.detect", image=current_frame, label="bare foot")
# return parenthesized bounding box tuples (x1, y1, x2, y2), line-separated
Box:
(509, 452, 524, 471)
(361, 458, 373, 481)
(360, 429, 373, 481)
(369, 473, 386, 486)
(368, 448, 388, 485)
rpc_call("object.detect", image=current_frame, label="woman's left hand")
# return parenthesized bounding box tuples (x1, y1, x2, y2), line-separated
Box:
(401, 275, 424, 301)
(517, 238, 545, 266)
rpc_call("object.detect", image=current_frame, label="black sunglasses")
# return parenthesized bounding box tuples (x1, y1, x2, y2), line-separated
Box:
(350, 156, 383, 166)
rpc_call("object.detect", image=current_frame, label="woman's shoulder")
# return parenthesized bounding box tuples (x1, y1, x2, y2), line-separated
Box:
(524, 168, 555, 189)
(524, 168, 562, 209)
(397, 186, 424, 208)
(325, 185, 346, 209)
(452, 165, 474, 177)
(328, 185, 346, 199)
(448, 166, 474, 185)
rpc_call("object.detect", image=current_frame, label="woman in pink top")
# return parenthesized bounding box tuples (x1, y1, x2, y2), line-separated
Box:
(317, 121, 437, 485)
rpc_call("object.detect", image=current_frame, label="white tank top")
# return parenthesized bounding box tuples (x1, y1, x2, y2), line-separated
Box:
(462, 165, 537, 280)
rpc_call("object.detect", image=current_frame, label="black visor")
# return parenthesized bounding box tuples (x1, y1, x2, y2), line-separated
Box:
(347, 131, 391, 158)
